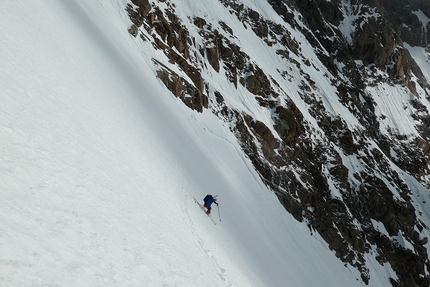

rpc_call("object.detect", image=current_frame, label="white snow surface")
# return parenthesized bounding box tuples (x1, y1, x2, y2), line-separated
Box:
(413, 9, 430, 27)
(405, 43, 430, 85)
(0, 1, 420, 286)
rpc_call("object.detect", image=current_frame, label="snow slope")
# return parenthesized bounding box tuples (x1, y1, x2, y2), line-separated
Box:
(0, 1, 396, 286)
(405, 43, 430, 85)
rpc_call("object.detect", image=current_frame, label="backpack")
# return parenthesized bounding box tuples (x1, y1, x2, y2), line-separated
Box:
(203, 194, 213, 202)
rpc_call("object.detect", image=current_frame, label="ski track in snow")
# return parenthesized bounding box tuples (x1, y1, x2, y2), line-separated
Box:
(181, 190, 233, 287)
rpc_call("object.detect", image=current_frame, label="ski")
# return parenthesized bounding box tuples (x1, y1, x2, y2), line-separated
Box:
(193, 197, 217, 225)
(207, 214, 217, 225)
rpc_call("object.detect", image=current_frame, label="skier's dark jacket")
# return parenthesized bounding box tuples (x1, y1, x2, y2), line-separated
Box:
(203, 194, 218, 208)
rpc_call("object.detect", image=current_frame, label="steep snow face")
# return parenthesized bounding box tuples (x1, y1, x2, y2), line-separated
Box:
(413, 9, 430, 44)
(2, 0, 430, 286)
(405, 43, 430, 84)
(367, 83, 419, 138)
(0, 1, 379, 287)
(338, 0, 359, 44)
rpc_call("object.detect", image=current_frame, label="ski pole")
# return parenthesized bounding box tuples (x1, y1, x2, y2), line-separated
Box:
(217, 204, 221, 221)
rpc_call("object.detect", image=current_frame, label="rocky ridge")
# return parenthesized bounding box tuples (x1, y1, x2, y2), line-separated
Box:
(126, 0, 430, 286)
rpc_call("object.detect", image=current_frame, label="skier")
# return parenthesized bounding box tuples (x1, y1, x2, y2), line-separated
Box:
(203, 194, 218, 215)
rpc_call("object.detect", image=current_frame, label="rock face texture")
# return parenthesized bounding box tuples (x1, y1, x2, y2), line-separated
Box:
(125, 0, 430, 285)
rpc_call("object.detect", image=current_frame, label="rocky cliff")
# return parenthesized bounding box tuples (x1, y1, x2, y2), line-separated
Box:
(125, 0, 430, 285)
